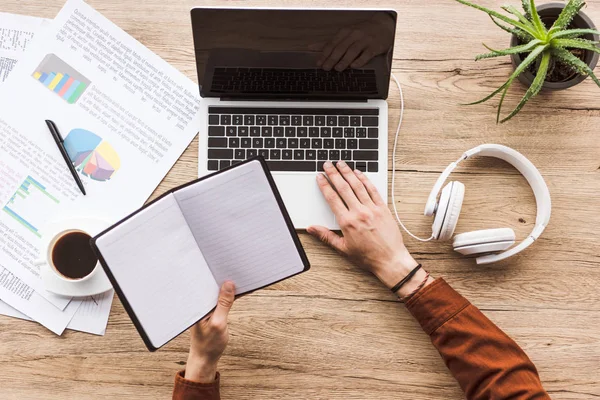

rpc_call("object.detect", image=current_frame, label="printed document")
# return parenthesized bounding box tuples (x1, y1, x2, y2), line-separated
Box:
(0, 0, 202, 334)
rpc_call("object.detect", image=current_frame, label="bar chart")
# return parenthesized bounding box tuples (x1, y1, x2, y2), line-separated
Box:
(32, 53, 90, 104)
(2, 176, 60, 238)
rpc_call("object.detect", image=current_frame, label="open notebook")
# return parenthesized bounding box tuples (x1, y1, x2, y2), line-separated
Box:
(91, 158, 310, 351)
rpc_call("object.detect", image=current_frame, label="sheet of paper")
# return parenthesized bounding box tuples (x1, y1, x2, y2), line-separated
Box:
(0, 0, 201, 334)
(66, 289, 114, 335)
(0, 12, 48, 85)
(175, 160, 306, 294)
(0, 299, 30, 320)
(95, 195, 218, 349)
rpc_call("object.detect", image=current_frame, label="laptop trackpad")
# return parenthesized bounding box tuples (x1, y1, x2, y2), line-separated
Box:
(272, 174, 337, 230)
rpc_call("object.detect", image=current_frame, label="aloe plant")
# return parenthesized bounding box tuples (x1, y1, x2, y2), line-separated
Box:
(457, 0, 600, 123)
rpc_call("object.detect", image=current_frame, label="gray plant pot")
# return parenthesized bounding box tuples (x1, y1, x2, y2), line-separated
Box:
(511, 2, 600, 90)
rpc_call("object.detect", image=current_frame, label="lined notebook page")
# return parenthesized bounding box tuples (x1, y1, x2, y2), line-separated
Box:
(175, 160, 305, 294)
(94, 194, 219, 349)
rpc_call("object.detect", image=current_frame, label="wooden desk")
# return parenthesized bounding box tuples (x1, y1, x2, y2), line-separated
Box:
(1, 1, 599, 398)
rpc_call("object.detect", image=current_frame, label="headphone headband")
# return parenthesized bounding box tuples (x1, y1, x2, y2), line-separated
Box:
(424, 144, 551, 264)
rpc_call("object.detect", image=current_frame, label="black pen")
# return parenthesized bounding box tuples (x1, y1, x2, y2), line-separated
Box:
(45, 120, 87, 196)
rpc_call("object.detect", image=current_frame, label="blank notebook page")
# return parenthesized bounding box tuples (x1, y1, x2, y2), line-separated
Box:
(94, 194, 220, 349)
(175, 160, 305, 294)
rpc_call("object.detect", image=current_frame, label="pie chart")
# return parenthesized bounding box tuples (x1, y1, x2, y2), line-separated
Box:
(63, 129, 120, 181)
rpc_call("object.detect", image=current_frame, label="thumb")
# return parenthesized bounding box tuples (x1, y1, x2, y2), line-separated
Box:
(211, 281, 235, 325)
(307, 225, 345, 254)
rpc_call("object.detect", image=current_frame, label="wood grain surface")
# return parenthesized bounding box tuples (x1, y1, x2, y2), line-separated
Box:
(1, 1, 599, 399)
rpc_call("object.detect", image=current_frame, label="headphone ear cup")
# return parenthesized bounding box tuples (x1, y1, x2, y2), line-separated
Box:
(453, 228, 516, 255)
(432, 181, 465, 241)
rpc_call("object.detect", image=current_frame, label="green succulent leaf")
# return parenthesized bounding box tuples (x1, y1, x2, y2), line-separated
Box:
(528, 0, 547, 36)
(550, 28, 600, 40)
(550, 0, 586, 33)
(551, 47, 600, 88)
(553, 38, 600, 53)
(502, 5, 533, 26)
(500, 50, 551, 123)
(521, 0, 532, 17)
(489, 15, 534, 41)
(455, 0, 541, 38)
(464, 44, 548, 106)
(476, 39, 543, 60)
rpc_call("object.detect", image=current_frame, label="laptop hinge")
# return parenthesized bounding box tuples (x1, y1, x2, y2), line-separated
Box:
(219, 96, 370, 103)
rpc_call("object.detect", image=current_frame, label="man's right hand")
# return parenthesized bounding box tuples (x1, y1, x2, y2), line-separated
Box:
(307, 161, 430, 298)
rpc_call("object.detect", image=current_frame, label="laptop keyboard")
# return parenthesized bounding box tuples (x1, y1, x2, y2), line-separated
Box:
(207, 107, 380, 173)
(210, 68, 378, 94)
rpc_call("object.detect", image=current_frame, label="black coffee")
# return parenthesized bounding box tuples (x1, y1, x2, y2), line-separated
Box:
(51, 231, 97, 280)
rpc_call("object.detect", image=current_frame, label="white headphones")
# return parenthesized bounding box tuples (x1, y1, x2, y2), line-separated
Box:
(390, 76, 551, 265)
(422, 144, 551, 264)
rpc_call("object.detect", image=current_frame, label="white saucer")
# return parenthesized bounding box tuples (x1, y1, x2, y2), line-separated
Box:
(40, 218, 113, 297)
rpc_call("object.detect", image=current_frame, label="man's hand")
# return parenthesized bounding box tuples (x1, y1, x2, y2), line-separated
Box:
(185, 281, 235, 383)
(308, 161, 427, 297)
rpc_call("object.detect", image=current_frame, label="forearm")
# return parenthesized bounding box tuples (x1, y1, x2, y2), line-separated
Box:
(406, 278, 549, 400)
(173, 356, 220, 400)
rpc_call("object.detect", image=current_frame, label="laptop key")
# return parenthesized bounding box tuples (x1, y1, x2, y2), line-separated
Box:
(317, 161, 326, 172)
(282, 150, 293, 160)
(312, 138, 322, 149)
(208, 137, 227, 148)
(356, 128, 367, 138)
(229, 138, 240, 148)
(335, 139, 345, 149)
(247, 149, 257, 158)
(333, 127, 343, 137)
(317, 150, 328, 160)
(344, 127, 355, 138)
(329, 150, 340, 161)
(320, 127, 331, 137)
(327, 116, 337, 126)
(356, 162, 367, 172)
(250, 127, 261, 136)
(289, 138, 299, 148)
(350, 116, 361, 126)
(256, 115, 267, 125)
(292, 115, 302, 126)
(241, 138, 252, 148)
(209, 126, 225, 136)
(268, 115, 279, 125)
(297, 127, 308, 137)
(270, 149, 281, 160)
(306, 150, 317, 160)
(220, 160, 231, 169)
(238, 127, 249, 136)
(339, 116, 349, 126)
(253, 138, 263, 148)
(362, 116, 379, 126)
(294, 150, 304, 160)
(359, 139, 378, 149)
(208, 160, 219, 170)
(346, 161, 355, 170)
(258, 149, 269, 159)
(324, 139, 334, 149)
(261, 126, 273, 137)
(341, 150, 352, 160)
(303, 116, 314, 126)
(285, 127, 296, 137)
(226, 126, 237, 136)
(315, 116, 325, 126)
(208, 149, 233, 159)
(235, 149, 245, 159)
(353, 150, 378, 160)
(276, 138, 287, 148)
(368, 162, 379, 172)
(221, 115, 231, 125)
(368, 127, 378, 138)
(274, 127, 284, 137)
(233, 115, 243, 125)
(265, 138, 275, 148)
(309, 127, 319, 137)
(300, 139, 310, 148)
(280, 116, 290, 125)
(347, 139, 358, 149)
(266, 161, 316, 172)
(209, 115, 220, 125)
(244, 115, 255, 125)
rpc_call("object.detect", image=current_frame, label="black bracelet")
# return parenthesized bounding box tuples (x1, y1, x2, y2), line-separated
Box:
(390, 264, 422, 294)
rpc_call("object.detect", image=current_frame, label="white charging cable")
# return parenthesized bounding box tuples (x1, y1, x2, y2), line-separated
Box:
(390, 73, 434, 242)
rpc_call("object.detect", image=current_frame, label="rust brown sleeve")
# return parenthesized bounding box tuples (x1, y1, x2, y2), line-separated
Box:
(172, 371, 220, 400)
(406, 278, 550, 400)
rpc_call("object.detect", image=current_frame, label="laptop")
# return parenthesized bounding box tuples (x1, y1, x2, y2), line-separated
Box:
(191, 8, 397, 229)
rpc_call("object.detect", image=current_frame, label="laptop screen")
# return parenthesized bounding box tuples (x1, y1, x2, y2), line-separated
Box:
(191, 8, 397, 100)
